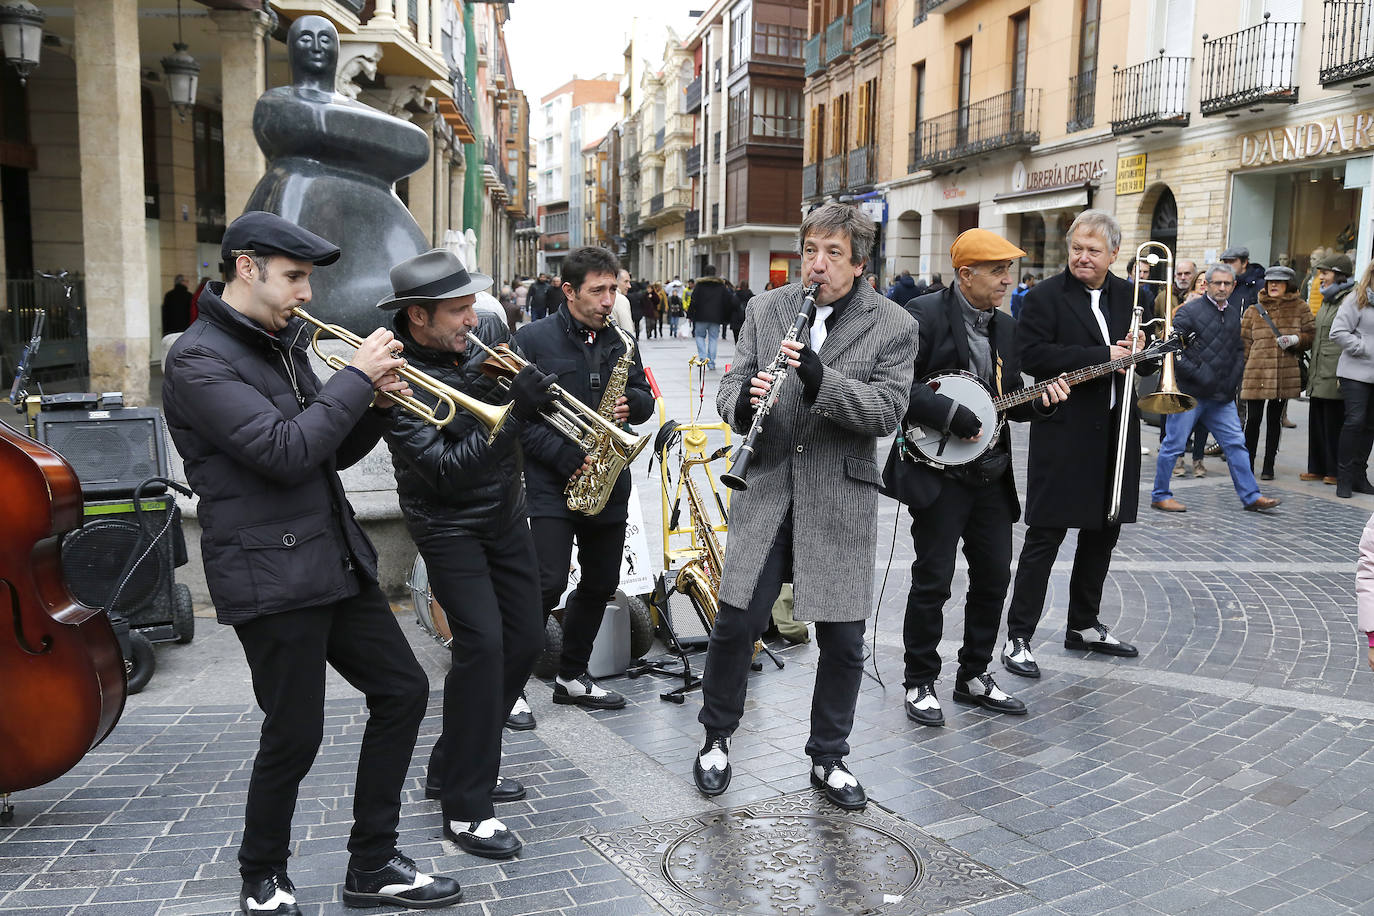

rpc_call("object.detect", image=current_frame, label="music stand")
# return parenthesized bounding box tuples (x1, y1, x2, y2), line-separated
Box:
(626, 574, 702, 703)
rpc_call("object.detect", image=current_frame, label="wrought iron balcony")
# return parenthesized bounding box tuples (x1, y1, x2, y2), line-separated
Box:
(1111, 54, 1191, 135)
(803, 162, 819, 199)
(825, 15, 849, 65)
(685, 75, 702, 112)
(686, 145, 701, 177)
(909, 89, 1040, 170)
(847, 145, 877, 189)
(1320, 1, 1374, 86)
(805, 33, 823, 77)
(852, 0, 882, 50)
(822, 153, 847, 195)
(1067, 68, 1096, 132)
(685, 209, 700, 236)
(1201, 15, 1301, 115)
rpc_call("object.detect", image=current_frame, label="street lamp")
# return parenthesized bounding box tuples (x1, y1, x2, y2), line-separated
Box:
(161, 0, 200, 120)
(0, 0, 45, 86)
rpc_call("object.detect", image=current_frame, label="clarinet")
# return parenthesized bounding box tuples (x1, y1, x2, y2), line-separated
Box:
(720, 282, 822, 491)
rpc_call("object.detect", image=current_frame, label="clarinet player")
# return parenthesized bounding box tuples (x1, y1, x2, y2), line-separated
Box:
(692, 202, 920, 809)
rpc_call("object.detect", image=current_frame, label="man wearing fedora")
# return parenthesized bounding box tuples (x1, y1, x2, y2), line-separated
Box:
(882, 229, 1069, 728)
(163, 213, 463, 915)
(378, 247, 559, 861)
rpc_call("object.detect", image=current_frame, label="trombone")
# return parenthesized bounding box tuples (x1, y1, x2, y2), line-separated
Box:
(290, 307, 511, 441)
(1106, 242, 1196, 523)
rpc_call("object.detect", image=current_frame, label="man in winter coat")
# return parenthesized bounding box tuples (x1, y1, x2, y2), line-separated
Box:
(689, 265, 732, 368)
(691, 202, 919, 811)
(1221, 245, 1266, 311)
(515, 247, 655, 712)
(1000, 210, 1150, 680)
(1149, 262, 1281, 513)
(162, 212, 462, 916)
(378, 249, 559, 862)
(527, 274, 552, 321)
(890, 269, 922, 306)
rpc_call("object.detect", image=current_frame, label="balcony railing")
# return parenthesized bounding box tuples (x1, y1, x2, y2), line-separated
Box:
(686, 145, 701, 177)
(847, 145, 877, 188)
(1067, 68, 1096, 132)
(685, 209, 700, 236)
(650, 192, 664, 213)
(1320, 1, 1374, 86)
(909, 89, 1040, 169)
(803, 162, 819, 199)
(852, 0, 882, 49)
(825, 15, 849, 65)
(452, 74, 475, 132)
(804, 33, 823, 76)
(1111, 54, 1192, 135)
(822, 153, 847, 195)
(685, 75, 702, 112)
(1201, 15, 1301, 115)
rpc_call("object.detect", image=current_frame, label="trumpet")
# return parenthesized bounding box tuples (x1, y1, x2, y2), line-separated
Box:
(289, 307, 511, 441)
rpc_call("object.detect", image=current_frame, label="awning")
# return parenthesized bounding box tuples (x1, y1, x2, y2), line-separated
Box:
(991, 182, 1092, 216)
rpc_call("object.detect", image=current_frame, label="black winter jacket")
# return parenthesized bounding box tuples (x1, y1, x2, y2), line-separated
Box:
(514, 304, 655, 523)
(688, 276, 732, 324)
(162, 284, 388, 626)
(1171, 295, 1246, 400)
(1228, 262, 1266, 311)
(382, 310, 531, 541)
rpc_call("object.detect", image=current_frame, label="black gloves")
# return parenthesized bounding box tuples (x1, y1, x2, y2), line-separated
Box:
(948, 404, 982, 439)
(795, 344, 824, 401)
(507, 364, 557, 420)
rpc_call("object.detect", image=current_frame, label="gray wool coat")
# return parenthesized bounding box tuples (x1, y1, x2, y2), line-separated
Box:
(716, 280, 920, 622)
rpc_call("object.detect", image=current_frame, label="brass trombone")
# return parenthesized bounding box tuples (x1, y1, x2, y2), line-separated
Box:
(289, 307, 511, 441)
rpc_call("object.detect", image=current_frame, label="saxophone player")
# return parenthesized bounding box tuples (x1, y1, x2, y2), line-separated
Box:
(377, 249, 559, 860)
(517, 246, 655, 711)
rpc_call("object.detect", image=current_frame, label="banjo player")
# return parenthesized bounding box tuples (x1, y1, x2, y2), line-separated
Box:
(881, 229, 1069, 727)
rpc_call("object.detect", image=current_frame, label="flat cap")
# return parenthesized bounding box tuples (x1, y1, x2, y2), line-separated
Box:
(221, 211, 341, 267)
(1263, 265, 1297, 285)
(1316, 252, 1355, 277)
(1219, 245, 1250, 261)
(950, 228, 1026, 269)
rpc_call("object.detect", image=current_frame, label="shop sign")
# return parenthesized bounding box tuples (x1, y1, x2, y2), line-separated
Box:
(1012, 158, 1107, 194)
(942, 187, 966, 199)
(1116, 154, 1147, 195)
(1240, 111, 1374, 167)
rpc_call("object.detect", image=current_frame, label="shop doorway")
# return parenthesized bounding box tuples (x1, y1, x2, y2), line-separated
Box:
(1150, 189, 1178, 274)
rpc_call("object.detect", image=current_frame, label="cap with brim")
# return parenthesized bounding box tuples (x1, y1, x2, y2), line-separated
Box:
(376, 248, 493, 310)
(1263, 265, 1297, 285)
(221, 210, 341, 266)
(950, 228, 1027, 269)
(1220, 245, 1249, 261)
(1316, 253, 1354, 277)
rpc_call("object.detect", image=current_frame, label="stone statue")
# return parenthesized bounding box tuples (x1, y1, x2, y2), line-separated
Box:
(244, 15, 430, 333)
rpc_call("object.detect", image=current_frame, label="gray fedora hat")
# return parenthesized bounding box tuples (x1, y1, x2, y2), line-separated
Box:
(376, 248, 492, 310)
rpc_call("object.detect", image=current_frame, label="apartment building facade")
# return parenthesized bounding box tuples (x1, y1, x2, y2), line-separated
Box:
(535, 76, 621, 276)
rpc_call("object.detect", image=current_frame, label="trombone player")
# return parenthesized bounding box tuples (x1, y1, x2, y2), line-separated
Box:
(377, 248, 559, 861)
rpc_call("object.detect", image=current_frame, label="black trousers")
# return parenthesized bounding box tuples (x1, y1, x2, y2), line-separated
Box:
(1243, 398, 1286, 473)
(234, 582, 429, 882)
(698, 512, 866, 762)
(1006, 523, 1122, 641)
(531, 515, 624, 680)
(420, 519, 543, 822)
(1308, 396, 1343, 477)
(902, 478, 1015, 688)
(1338, 378, 1374, 483)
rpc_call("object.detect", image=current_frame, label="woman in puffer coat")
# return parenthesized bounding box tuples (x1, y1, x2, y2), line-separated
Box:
(1239, 266, 1314, 480)
(1306, 253, 1355, 487)
(1331, 257, 1374, 497)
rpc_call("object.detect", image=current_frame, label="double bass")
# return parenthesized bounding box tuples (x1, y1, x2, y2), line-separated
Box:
(0, 421, 127, 815)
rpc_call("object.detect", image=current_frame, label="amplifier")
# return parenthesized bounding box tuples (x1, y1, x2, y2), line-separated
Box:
(35, 406, 170, 498)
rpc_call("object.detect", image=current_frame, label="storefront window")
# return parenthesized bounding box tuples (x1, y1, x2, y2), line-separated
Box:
(1285, 170, 1360, 277)
(1016, 211, 1076, 278)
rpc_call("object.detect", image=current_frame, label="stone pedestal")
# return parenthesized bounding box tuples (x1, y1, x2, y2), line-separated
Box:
(211, 9, 272, 220)
(74, 0, 149, 402)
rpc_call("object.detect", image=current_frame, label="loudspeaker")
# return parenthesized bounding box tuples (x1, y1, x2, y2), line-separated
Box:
(35, 407, 171, 498)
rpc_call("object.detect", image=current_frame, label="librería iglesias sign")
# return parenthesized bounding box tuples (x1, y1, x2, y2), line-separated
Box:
(1240, 111, 1374, 167)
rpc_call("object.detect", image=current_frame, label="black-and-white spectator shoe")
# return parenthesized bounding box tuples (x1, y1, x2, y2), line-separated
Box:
(341, 854, 462, 909)
(505, 692, 536, 730)
(1064, 624, 1139, 657)
(240, 873, 300, 916)
(444, 817, 522, 860)
(953, 672, 1027, 715)
(904, 683, 944, 727)
(810, 760, 867, 810)
(1001, 637, 1040, 678)
(553, 673, 627, 710)
(693, 735, 731, 796)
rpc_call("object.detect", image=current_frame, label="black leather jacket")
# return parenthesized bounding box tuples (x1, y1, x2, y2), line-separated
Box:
(382, 310, 531, 539)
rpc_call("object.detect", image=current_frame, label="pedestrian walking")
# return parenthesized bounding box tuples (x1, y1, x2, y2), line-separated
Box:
(1332, 258, 1374, 497)
(1239, 266, 1313, 480)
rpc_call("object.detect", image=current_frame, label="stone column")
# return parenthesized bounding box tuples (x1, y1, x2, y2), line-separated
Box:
(210, 9, 271, 220)
(372, 0, 395, 26)
(429, 0, 442, 50)
(416, 0, 429, 50)
(74, 0, 149, 401)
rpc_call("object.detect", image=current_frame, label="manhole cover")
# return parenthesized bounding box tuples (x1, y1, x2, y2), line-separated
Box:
(585, 793, 1021, 916)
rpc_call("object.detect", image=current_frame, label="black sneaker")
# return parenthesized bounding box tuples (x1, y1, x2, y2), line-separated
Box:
(552, 673, 626, 709)
(240, 873, 300, 916)
(341, 854, 462, 909)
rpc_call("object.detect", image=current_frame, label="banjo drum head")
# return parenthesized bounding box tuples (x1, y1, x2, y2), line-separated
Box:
(406, 554, 453, 648)
(908, 371, 1003, 467)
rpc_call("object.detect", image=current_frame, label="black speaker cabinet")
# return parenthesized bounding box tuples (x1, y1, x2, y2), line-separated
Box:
(35, 406, 170, 498)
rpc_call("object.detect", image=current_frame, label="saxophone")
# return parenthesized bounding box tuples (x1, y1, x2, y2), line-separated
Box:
(565, 317, 650, 515)
(674, 452, 727, 627)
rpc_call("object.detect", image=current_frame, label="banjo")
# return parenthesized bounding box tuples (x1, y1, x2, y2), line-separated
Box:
(903, 333, 1188, 468)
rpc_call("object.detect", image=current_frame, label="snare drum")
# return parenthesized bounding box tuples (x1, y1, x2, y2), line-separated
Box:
(406, 554, 453, 648)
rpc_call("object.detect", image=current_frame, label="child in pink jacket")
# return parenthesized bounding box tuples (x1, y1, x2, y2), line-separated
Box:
(1358, 512, 1374, 671)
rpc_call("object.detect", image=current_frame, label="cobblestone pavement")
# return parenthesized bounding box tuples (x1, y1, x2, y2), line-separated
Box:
(5, 329, 1374, 914)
